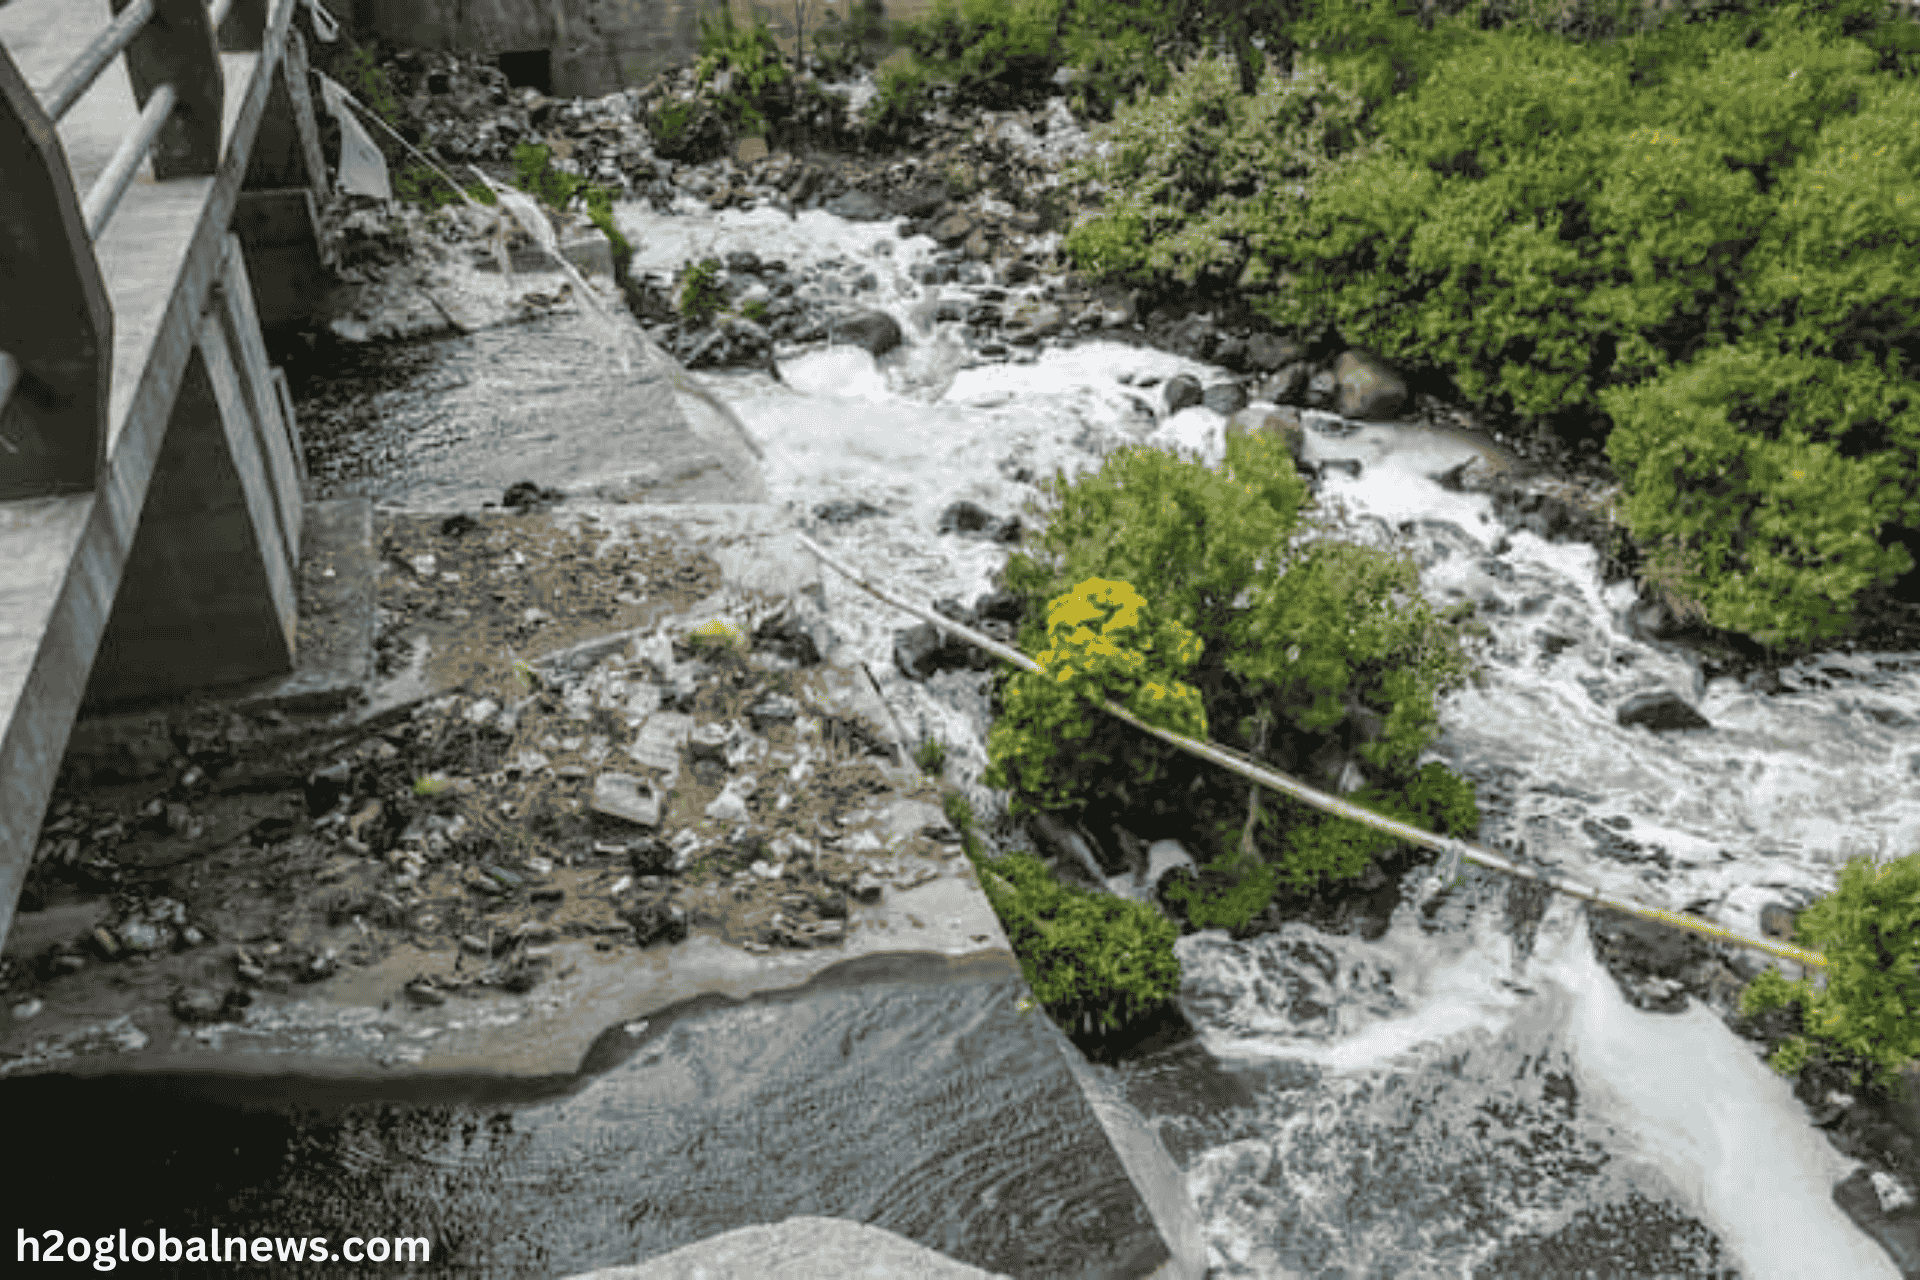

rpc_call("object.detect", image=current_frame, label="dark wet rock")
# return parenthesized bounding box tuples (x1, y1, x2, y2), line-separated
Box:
(894, 620, 993, 680)
(1245, 332, 1304, 371)
(1834, 1167, 1920, 1276)
(170, 986, 245, 1024)
(829, 309, 902, 357)
(929, 210, 974, 245)
(1586, 904, 1717, 1014)
(1163, 374, 1203, 413)
(620, 897, 689, 947)
(1437, 455, 1504, 494)
(1617, 690, 1712, 732)
(501, 480, 566, 511)
(746, 695, 800, 731)
(1202, 382, 1248, 415)
(824, 189, 889, 220)
(1304, 368, 1338, 410)
(1759, 902, 1799, 940)
(936, 500, 1020, 542)
(1319, 459, 1363, 480)
(973, 589, 1025, 625)
(681, 315, 773, 370)
(1153, 313, 1218, 361)
(752, 605, 824, 666)
(724, 249, 763, 274)
(1261, 362, 1310, 406)
(1335, 348, 1408, 420)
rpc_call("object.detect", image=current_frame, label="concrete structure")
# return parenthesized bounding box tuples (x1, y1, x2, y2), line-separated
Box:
(0, 0, 328, 954)
(365, 0, 931, 99)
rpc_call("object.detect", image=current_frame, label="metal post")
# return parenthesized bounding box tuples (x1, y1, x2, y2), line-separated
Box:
(0, 45, 112, 499)
(112, 0, 224, 179)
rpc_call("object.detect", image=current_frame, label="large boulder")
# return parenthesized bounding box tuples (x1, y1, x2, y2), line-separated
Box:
(829, 309, 902, 357)
(1163, 374, 1204, 413)
(1245, 332, 1304, 371)
(1616, 690, 1712, 732)
(1202, 382, 1249, 415)
(1261, 362, 1310, 406)
(824, 189, 889, 221)
(1335, 349, 1408, 420)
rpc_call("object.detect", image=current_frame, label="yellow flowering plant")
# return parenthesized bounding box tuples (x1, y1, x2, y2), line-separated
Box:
(985, 577, 1207, 815)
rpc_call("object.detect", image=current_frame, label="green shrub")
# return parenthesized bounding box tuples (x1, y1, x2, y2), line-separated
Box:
(914, 736, 948, 775)
(1063, 56, 1376, 294)
(1741, 76, 1920, 368)
(862, 60, 935, 141)
(1739, 851, 1920, 1089)
(903, 0, 1063, 112)
(996, 429, 1481, 907)
(677, 258, 727, 324)
(696, 7, 793, 135)
(976, 848, 1182, 1032)
(739, 298, 772, 325)
(812, 0, 894, 80)
(985, 577, 1209, 815)
(1601, 342, 1920, 644)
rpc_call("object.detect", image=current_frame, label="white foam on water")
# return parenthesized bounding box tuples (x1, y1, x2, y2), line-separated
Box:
(1538, 905, 1900, 1280)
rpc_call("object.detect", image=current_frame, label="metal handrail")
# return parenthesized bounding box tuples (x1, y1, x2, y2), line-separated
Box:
(40, 0, 154, 121)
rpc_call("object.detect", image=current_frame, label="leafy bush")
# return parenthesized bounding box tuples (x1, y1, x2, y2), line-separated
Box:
(985, 578, 1209, 815)
(696, 7, 793, 135)
(977, 848, 1183, 1032)
(676, 258, 727, 324)
(1740, 75, 1920, 369)
(1739, 851, 1920, 1089)
(1063, 56, 1376, 294)
(942, 790, 1181, 1034)
(996, 429, 1481, 911)
(1601, 342, 1920, 644)
(902, 0, 1063, 112)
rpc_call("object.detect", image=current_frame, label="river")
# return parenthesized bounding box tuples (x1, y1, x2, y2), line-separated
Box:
(586, 196, 1909, 1277)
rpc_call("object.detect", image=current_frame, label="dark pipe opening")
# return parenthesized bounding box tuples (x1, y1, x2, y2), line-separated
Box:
(496, 49, 551, 93)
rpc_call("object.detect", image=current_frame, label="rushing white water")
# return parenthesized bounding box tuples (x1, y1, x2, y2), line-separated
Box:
(603, 196, 1905, 1276)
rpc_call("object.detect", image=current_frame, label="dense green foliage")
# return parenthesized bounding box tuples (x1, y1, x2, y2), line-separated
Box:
(1063, 56, 1374, 292)
(943, 792, 1182, 1034)
(1062, 0, 1920, 645)
(985, 578, 1209, 814)
(1740, 852, 1920, 1089)
(696, 8, 793, 135)
(675, 257, 727, 324)
(993, 431, 1481, 925)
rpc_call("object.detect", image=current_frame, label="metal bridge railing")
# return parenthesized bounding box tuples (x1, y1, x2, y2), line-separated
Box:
(0, 0, 269, 499)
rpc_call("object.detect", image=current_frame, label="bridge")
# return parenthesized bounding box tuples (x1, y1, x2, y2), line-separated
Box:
(0, 0, 330, 953)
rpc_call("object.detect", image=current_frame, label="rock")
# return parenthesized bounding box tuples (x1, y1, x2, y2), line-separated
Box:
(1759, 902, 1799, 940)
(1147, 839, 1197, 890)
(404, 981, 447, 1006)
(1005, 303, 1066, 344)
(851, 872, 885, 904)
(1335, 349, 1408, 420)
(1833, 1167, 1920, 1277)
(1163, 374, 1204, 413)
(688, 723, 731, 763)
(747, 695, 800, 731)
(735, 135, 769, 165)
(501, 480, 565, 511)
(1245, 333, 1304, 371)
(1227, 404, 1308, 471)
(752, 606, 824, 666)
(591, 772, 662, 827)
(829, 309, 903, 357)
(890, 184, 947, 219)
(1262, 362, 1310, 405)
(825, 189, 889, 220)
(118, 920, 165, 953)
(973, 589, 1025, 624)
(1437, 455, 1503, 494)
(1616, 690, 1712, 732)
(705, 776, 757, 822)
(936, 500, 1018, 542)
(1304, 368, 1338, 409)
(11, 997, 43, 1021)
(894, 621, 993, 680)
(812, 499, 886, 525)
(929, 211, 974, 245)
(1157, 313, 1218, 361)
(170, 986, 240, 1023)
(1202, 382, 1248, 415)
(620, 897, 688, 947)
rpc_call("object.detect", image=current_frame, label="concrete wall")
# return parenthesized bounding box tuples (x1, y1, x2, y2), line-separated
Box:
(367, 0, 935, 99)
